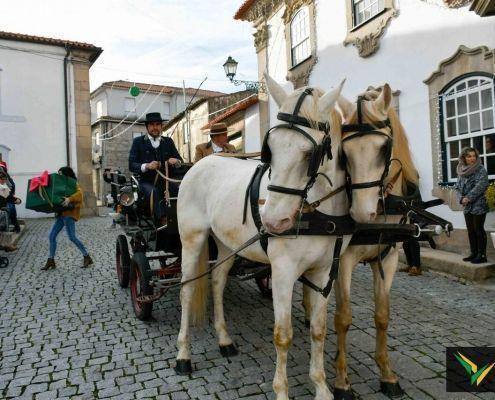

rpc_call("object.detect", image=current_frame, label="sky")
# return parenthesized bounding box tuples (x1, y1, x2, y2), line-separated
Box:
(0, 0, 258, 93)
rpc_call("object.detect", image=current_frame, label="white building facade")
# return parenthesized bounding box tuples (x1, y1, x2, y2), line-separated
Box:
(90, 82, 225, 202)
(0, 32, 101, 217)
(235, 0, 495, 253)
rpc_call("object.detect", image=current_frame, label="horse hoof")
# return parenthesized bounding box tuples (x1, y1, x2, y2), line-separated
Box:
(305, 319, 310, 328)
(174, 359, 192, 375)
(380, 381, 404, 398)
(333, 387, 355, 400)
(219, 344, 239, 357)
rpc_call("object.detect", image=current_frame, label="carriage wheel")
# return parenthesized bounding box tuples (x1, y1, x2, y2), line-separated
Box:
(130, 252, 153, 321)
(116, 235, 131, 288)
(255, 275, 272, 299)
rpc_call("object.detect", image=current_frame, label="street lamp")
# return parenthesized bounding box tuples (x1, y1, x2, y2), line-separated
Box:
(223, 56, 265, 93)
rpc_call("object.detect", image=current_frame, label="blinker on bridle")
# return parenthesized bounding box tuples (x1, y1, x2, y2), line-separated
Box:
(340, 95, 394, 191)
(261, 88, 333, 199)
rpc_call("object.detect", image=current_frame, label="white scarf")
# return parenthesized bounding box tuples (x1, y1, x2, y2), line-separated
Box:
(0, 183, 10, 199)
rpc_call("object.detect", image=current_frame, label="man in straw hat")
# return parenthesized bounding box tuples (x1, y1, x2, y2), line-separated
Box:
(194, 122, 236, 163)
(129, 112, 182, 222)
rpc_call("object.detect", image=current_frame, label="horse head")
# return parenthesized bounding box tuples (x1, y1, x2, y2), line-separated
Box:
(261, 73, 344, 234)
(338, 84, 396, 223)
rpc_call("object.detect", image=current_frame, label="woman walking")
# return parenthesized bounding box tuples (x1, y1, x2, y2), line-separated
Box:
(457, 147, 489, 264)
(42, 167, 93, 270)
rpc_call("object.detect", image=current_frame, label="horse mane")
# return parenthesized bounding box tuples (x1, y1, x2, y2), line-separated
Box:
(347, 86, 419, 187)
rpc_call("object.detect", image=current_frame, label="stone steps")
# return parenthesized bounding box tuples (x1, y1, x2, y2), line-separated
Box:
(399, 247, 495, 281)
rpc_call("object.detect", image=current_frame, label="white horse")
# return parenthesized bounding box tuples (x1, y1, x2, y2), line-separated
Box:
(326, 85, 417, 399)
(175, 75, 363, 400)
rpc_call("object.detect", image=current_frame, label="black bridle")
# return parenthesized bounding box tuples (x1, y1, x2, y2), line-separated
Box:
(260, 88, 333, 200)
(340, 96, 393, 193)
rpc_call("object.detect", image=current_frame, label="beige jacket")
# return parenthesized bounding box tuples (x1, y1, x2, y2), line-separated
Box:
(194, 141, 236, 163)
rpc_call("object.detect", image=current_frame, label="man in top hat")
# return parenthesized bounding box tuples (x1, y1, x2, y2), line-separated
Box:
(129, 112, 182, 222)
(194, 123, 236, 163)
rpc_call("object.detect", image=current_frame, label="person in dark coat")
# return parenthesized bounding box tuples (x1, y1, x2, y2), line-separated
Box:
(456, 147, 489, 264)
(0, 163, 21, 232)
(128, 112, 183, 222)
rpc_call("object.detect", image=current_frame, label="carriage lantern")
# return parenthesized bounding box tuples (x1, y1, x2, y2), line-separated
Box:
(222, 56, 265, 93)
(119, 186, 136, 207)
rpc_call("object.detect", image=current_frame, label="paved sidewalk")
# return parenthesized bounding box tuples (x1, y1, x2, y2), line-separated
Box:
(1, 217, 494, 399)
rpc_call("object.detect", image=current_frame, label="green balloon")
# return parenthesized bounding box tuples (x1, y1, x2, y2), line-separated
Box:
(129, 86, 140, 97)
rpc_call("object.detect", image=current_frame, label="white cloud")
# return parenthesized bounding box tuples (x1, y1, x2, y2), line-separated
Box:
(0, 0, 258, 92)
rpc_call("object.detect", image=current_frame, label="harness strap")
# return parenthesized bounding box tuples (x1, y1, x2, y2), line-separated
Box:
(277, 113, 330, 134)
(341, 120, 391, 133)
(304, 185, 346, 212)
(298, 235, 344, 298)
(267, 185, 307, 197)
(247, 164, 271, 253)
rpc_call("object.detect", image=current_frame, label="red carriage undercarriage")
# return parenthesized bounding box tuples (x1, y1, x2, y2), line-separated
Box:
(110, 166, 272, 321)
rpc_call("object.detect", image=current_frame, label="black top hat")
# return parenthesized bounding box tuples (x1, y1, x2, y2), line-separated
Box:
(143, 112, 166, 123)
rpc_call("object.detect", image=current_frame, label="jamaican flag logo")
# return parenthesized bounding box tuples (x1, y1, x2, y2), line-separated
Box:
(447, 347, 495, 392)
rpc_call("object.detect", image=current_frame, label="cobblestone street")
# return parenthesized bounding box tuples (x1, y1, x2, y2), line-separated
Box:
(1, 216, 495, 399)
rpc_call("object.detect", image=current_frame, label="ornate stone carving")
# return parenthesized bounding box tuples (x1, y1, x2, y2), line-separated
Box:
(286, 56, 318, 88)
(344, 0, 398, 58)
(253, 24, 269, 52)
(282, 0, 313, 23)
(242, 0, 284, 23)
(424, 45, 494, 85)
(443, 0, 471, 7)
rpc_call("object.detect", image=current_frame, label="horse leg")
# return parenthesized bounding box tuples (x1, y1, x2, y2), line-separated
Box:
(303, 284, 312, 328)
(271, 262, 299, 400)
(304, 268, 333, 400)
(211, 240, 238, 357)
(371, 248, 404, 397)
(333, 251, 359, 400)
(175, 230, 209, 375)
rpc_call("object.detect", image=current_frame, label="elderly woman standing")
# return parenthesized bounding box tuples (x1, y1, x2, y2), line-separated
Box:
(457, 147, 489, 264)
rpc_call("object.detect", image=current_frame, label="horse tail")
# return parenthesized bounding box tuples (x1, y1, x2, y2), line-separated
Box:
(190, 238, 209, 326)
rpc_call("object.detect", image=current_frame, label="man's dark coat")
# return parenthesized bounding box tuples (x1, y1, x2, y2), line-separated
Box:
(128, 135, 182, 183)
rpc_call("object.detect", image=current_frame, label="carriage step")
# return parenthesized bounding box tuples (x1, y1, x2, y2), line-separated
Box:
(136, 293, 163, 303)
(150, 277, 182, 289)
(146, 251, 176, 258)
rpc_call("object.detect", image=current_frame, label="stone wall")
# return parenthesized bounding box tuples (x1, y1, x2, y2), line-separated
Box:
(72, 56, 97, 216)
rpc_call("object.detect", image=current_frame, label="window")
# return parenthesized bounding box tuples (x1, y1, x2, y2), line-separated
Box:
(353, 0, 385, 26)
(124, 98, 136, 114)
(163, 101, 171, 118)
(290, 7, 311, 67)
(96, 100, 103, 118)
(441, 76, 495, 182)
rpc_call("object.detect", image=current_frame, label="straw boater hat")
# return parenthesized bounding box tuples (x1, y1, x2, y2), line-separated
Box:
(203, 122, 233, 136)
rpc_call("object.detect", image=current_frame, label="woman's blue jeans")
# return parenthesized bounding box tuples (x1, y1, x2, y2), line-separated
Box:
(49, 216, 88, 258)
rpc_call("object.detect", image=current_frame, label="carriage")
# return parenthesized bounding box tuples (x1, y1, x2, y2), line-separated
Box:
(108, 166, 272, 321)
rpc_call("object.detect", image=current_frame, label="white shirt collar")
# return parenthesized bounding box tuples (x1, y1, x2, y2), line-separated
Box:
(147, 134, 161, 149)
(212, 142, 223, 153)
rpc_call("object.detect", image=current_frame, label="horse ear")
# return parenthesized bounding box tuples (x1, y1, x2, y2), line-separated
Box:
(319, 79, 346, 115)
(337, 94, 355, 120)
(264, 73, 288, 108)
(375, 83, 392, 113)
